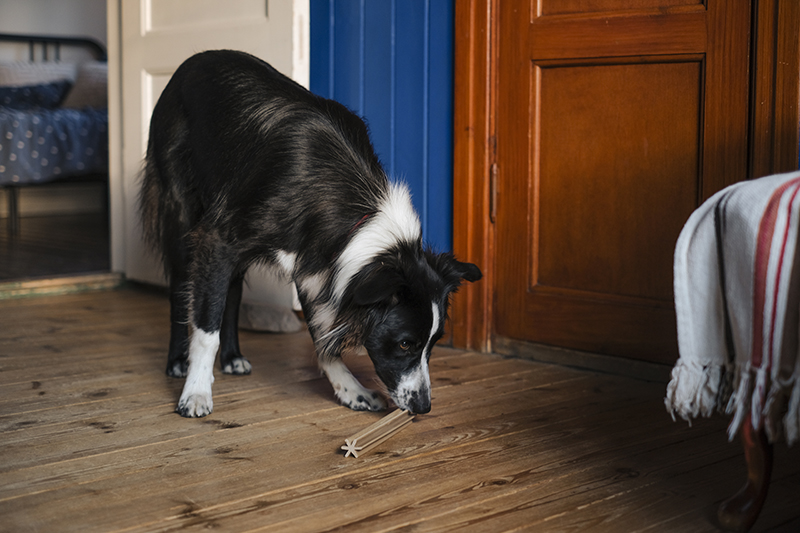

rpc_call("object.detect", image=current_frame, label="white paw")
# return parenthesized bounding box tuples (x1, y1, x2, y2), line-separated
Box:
(319, 358, 387, 411)
(176, 393, 213, 418)
(222, 357, 252, 375)
(337, 385, 387, 412)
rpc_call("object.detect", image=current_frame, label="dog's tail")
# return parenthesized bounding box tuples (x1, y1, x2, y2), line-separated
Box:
(138, 132, 192, 277)
(138, 152, 167, 273)
(137, 60, 199, 278)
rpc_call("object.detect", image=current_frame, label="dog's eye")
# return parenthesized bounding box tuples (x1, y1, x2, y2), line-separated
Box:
(399, 340, 412, 351)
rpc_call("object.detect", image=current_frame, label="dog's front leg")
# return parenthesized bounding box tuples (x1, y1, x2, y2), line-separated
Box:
(297, 284, 386, 412)
(176, 329, 219, 417)
(319, 357, 387, 411)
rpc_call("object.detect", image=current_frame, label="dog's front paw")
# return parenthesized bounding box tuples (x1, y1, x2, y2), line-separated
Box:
(340, 388, 387, 412)
(222, 357, 252, 375)
(176, 393, 213, 417)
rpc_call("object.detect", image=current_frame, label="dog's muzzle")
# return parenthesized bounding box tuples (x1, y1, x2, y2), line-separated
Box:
(392, 385, 431, 415)
(407, 392, 431, 414)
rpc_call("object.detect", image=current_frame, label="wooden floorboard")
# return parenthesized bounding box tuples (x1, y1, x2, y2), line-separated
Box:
(1, 288, 798, 532)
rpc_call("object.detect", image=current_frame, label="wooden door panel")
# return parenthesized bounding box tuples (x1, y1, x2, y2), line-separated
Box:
(517, 290, 680, 357)
(537, 61, 701, 301)
(495, 1, 751, 363)
(529, 11, 707, 59)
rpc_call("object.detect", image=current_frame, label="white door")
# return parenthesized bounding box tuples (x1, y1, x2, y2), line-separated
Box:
(108, 0, 308, 308)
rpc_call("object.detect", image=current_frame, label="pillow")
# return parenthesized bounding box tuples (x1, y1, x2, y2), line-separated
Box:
(0, 80, 73, 109)
(61, 61, 107, 109)
(0, 61, 76, 87)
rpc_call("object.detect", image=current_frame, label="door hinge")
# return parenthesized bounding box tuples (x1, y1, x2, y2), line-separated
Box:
(489, 162, 498, 223)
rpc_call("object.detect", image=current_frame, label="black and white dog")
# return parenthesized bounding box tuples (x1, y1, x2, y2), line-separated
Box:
(139, 50, 481, 418)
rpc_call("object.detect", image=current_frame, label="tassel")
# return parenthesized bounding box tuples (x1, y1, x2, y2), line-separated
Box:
(727, 368, 752, 442)
(665, 360, 721, 422)
(751, 366, 769, 432)
(785, 377, 800, 446)
(763, 378, 788, 443)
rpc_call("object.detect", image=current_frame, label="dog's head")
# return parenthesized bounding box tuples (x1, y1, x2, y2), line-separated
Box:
(350, 248, 482, 414)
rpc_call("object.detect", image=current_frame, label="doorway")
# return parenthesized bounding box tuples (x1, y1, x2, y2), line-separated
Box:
(0, 0, 110, 284)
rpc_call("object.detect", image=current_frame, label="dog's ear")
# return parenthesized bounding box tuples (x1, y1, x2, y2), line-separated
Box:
(351, 264, 405, 306)
(453, 259, 482, 283)
(426, 251, 482, 294)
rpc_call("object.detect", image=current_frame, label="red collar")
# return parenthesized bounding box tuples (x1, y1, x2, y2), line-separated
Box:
(348, 212, 374, 237)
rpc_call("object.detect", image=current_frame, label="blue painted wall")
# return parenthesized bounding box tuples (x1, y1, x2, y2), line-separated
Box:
(310, 0, 455, 252)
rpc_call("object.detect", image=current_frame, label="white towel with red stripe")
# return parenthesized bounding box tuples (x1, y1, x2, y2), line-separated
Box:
(665, 170, 800, 445)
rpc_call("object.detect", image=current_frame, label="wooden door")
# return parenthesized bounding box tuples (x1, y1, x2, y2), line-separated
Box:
(492, 1, 751, 363)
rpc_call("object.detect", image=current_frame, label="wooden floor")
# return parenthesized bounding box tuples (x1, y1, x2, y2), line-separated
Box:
(0, 213, 110, 280)
(1, 288, 799, 532)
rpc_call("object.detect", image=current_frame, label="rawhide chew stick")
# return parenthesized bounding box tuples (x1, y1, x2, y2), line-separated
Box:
(341, 409, 415, 458)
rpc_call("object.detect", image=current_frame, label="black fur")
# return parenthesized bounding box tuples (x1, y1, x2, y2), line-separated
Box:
(139, 50, 481, 417)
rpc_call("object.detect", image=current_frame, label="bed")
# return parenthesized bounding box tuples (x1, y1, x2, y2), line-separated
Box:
(0, 33, 108, 235)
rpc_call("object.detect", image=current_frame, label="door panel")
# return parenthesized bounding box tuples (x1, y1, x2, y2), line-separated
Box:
(495, 1, 751, 363)
(146, 0, 269, 30)
(537, 60, 701, 301)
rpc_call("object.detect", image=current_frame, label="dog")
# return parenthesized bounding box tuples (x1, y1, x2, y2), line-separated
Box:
(139, 50, 482, 418)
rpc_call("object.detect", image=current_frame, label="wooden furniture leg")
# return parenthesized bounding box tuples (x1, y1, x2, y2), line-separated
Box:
(7, 186, 20, 237)
(718, 413, 774, 532)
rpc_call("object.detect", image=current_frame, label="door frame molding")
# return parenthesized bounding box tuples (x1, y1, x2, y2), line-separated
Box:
(450, 0, 800, 353)
(451, 0, 497, 352)
(749, 0, 800, 179)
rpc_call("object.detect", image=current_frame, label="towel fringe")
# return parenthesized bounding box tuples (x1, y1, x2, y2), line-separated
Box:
(785, 375, 800, 446)
(727, 366, 752, 441)
(665, 359, 724, 424)
(666, 358, 800, 445)
(751, 366, 769, 432)
(722, 364, 800, 445)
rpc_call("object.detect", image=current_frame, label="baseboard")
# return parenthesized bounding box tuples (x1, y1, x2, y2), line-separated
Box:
(493, 335, 673, 384)
(0, 272, 124, 299)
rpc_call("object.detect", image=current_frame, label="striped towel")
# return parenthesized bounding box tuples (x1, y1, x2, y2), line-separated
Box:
(665, 170, 800, 445)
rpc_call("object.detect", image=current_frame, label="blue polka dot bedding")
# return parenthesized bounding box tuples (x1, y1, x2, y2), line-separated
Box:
(0, 82, 108, 186)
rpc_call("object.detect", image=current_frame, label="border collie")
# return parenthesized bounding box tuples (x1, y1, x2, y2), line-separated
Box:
(139, 50, 481, 418)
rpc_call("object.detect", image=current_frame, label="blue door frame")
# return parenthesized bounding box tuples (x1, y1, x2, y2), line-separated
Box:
(310, 0, 455, 252)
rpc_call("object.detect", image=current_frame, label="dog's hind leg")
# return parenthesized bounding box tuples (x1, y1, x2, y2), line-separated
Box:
(166, 282, 190, 377)
(166, 243, 191, 377)
(219, 272, 252, 375)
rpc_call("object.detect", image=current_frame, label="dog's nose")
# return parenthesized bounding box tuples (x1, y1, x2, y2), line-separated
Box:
(412, 403, 431, 415)
(408, 392, 431, 414)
